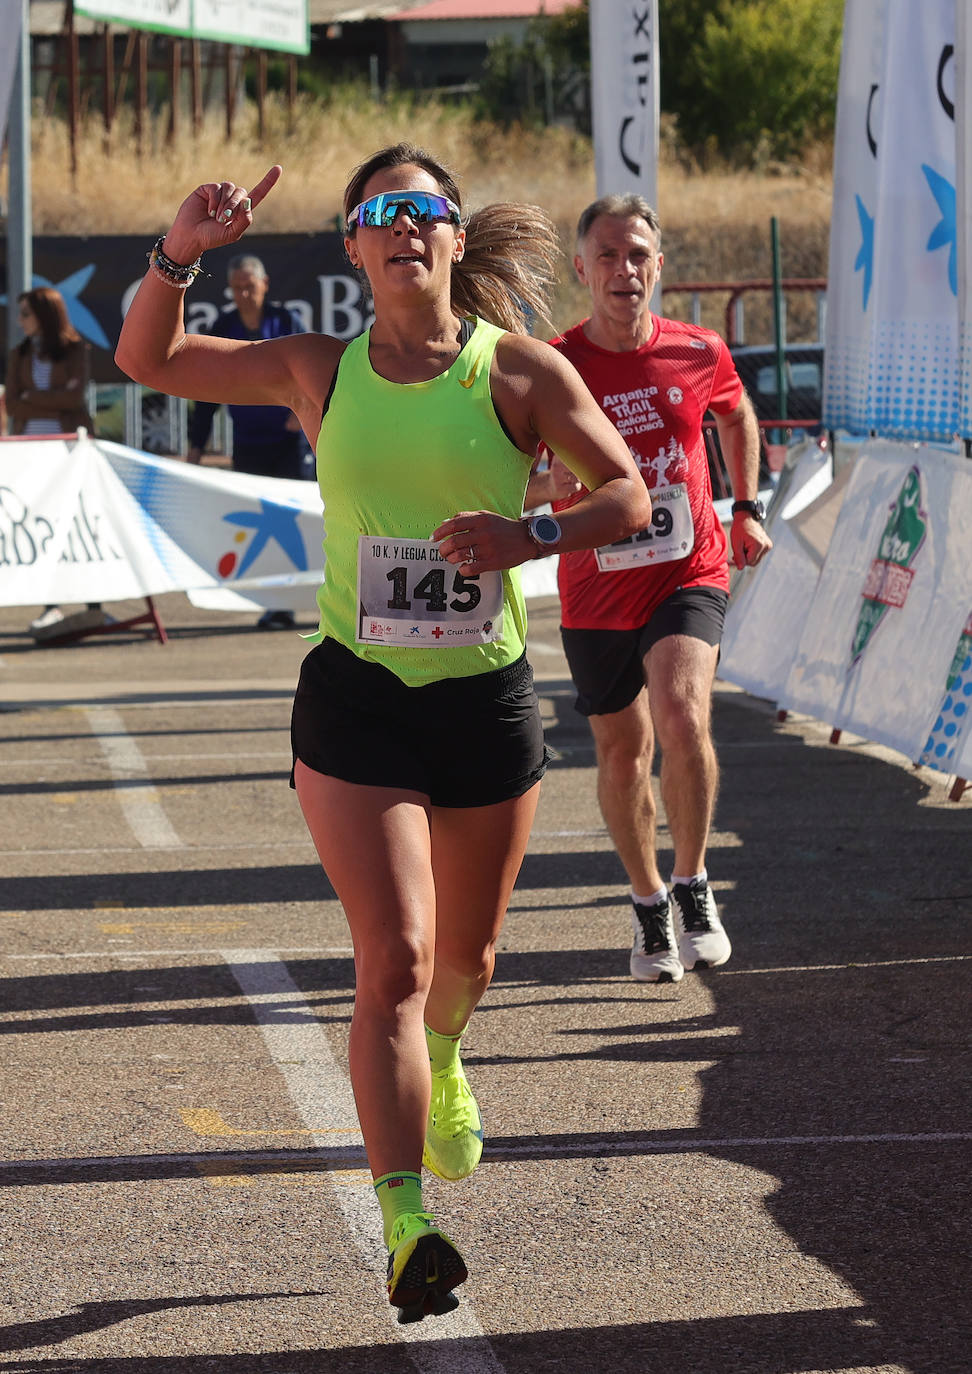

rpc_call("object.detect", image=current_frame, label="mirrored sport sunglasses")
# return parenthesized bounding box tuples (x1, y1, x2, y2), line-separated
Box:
(346, 190, 462, 234)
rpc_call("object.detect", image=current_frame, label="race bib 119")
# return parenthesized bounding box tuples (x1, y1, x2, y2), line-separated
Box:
(594, 482, 695, 571)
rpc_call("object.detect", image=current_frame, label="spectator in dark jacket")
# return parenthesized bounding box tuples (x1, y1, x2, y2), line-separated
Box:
(187, 254, 312, 628)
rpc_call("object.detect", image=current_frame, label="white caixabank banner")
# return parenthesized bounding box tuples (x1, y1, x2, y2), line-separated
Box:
(780, 441, 972, 774)
(0, 434, 557, 619)
(0, 434, 325, 612)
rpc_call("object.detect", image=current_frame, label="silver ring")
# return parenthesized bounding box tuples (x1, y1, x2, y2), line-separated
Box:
(467, 546, 475, 562)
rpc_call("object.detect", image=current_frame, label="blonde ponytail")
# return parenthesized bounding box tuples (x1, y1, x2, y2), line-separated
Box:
(452, 202, 563, 335)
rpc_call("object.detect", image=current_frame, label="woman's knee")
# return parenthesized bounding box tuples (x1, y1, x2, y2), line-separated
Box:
(354, 935, 434, 1013)
(434, 936, 496, 990)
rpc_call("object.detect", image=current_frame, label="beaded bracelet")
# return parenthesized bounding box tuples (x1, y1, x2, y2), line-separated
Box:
(147, 236, 207, 288)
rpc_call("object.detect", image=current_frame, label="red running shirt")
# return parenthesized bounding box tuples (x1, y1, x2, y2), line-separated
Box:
(550, 315, 743, 630)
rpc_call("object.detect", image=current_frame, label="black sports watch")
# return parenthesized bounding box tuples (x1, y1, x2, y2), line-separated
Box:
(524, 512, 563, 555)
(731, 499, 766, 523)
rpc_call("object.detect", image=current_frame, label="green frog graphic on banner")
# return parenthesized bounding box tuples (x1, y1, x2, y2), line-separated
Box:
(851, 465, 927, 666)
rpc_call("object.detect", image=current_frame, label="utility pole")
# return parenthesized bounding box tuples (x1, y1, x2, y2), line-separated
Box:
(6, 0, 32, 360)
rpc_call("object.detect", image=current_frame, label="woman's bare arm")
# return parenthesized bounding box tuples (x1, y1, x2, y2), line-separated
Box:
(115, 166, 342, 428)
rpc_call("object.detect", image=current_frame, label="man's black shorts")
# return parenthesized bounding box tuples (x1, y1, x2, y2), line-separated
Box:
(560, 586, 728, 717)
(291, 637, 547, 807)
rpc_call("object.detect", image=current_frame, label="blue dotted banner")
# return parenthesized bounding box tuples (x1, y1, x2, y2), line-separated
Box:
(920, 617, 972, 770)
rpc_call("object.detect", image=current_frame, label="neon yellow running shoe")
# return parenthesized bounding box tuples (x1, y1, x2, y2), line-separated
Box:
(386, 1211, 468, 1323)
(423, 1061, 484, 1181)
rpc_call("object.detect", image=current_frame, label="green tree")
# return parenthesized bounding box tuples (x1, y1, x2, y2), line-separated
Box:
(658, 0, 728, 121)
(664, 0, 843, 162)
(477, 0, 841, 160)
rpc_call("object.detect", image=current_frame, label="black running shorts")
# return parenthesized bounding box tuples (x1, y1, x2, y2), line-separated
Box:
(560, 586, 728, 717)
(291, 637, 547, 807)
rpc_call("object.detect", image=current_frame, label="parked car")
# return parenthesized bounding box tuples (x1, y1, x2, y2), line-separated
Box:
(701, 343, 824, 495)
(730, 343, 824, 423)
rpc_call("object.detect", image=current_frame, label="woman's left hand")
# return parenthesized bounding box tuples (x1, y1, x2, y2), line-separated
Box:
(433, 510, 534, 574)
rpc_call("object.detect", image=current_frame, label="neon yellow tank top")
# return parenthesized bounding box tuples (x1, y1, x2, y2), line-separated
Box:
(312, 316, 534, 687)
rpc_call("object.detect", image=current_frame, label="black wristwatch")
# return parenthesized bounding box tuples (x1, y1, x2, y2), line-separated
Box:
(731, 499, 766, 523)
(524, 513, 563, 556)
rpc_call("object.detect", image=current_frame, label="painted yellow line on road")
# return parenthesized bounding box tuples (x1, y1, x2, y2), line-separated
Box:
(192, 1158, 369, 1189)
(181, 1107, 356, 1138)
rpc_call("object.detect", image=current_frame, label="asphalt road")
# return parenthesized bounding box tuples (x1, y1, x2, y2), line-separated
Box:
(0, 592, 969, 1374)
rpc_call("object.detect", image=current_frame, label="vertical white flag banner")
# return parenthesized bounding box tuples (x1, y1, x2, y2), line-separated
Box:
(824, 0, 968, 442)
(958, 0, 972, 438)
(589, 0, 659, 208)
(0, 0, 23, 149)
(821, 0, 889, 433)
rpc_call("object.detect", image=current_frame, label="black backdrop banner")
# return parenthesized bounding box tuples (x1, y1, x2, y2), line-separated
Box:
(1, 234, 369, 383)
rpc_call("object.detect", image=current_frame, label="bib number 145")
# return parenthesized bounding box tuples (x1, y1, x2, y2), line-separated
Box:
(357, 535, 504, 646)
(386, 565, 481, 614)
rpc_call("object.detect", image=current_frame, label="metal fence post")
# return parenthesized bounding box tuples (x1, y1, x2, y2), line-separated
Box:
(124, 384, 140, 448)
(771, 217, 788, 439)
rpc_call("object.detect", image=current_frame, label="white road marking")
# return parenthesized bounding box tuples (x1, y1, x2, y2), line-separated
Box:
(85, 707, 182, 849)
(0, 830, 608, 855)
(0, 840, 319, 856)
(0, 751, 290, 767)
(719, 954, 972, 975)
(5, 1129, 971, 1180)
(492, 1131, 972, 1153)
(6, 946, 354, 960)
(528, 828, 607, 838)
(222, 950, 507, 1370)
(5, 951, 971, 979)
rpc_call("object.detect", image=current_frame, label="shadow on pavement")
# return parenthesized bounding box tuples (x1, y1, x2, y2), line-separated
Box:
(0, 851, 632, 914)
(0, 1293, 319, 1355)
(688, 695, 969, 1374)
(2, 688, 969, 1371)
(0, 1307, 924, 1373)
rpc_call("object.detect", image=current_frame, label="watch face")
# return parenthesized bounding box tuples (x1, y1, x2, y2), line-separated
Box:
(533, 515, 561, 544)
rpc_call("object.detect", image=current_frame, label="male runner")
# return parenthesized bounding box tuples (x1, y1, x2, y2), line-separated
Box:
(536, 194, 772, 982)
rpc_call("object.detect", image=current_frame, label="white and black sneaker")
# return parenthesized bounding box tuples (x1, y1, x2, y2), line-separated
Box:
(630, 896, 684, 983)
(671, 879, 731, 970)
(28, 607, 64, 638)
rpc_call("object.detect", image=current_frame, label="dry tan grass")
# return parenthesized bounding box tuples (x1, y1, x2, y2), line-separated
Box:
(10, 91, 833, 339)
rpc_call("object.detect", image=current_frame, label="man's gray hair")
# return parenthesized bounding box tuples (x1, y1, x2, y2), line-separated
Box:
(227, 253, 268, 279)
(576, 195, 661, 249)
